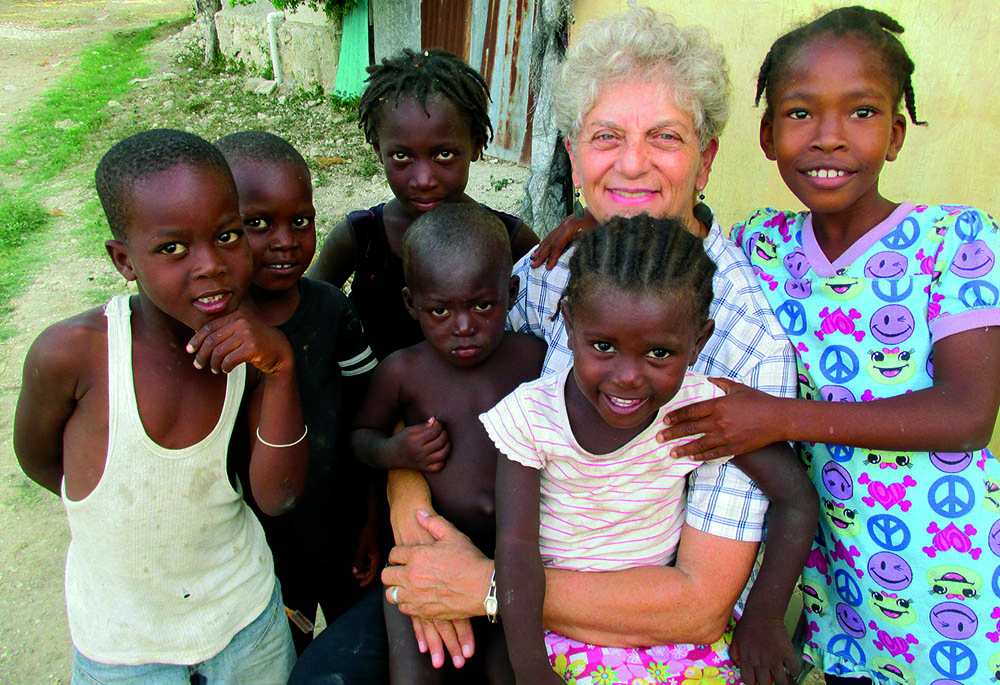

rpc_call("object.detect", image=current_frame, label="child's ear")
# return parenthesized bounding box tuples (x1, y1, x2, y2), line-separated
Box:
(561, 301, 574, 350)
(690, 319, 715, 365)
(885, 113, 906, 163)
(506, 274, 519, 311)
(759, 116, 777, 161)
(105, 239, 136, 282)
(402, 287, 418, 320)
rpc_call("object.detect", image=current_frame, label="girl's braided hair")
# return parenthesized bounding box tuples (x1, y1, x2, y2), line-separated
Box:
(755, 5, 926, 126)
(561, 214, 716, 326)
(358, 48, 493, 153)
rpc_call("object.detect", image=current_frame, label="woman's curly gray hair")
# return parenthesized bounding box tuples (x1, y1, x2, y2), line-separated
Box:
(553, 8, 731, 151)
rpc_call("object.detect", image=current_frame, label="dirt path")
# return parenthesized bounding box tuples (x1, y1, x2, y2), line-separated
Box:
(0, 2, 187, 680)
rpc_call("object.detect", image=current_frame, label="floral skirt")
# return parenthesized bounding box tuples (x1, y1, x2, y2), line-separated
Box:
(544, 626, 740, 684)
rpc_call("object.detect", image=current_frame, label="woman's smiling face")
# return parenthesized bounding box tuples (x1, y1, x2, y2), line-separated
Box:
(568, 77, 718, 231)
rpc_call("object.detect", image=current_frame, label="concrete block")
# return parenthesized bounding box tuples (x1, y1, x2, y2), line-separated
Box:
(216, 0, 343, 93)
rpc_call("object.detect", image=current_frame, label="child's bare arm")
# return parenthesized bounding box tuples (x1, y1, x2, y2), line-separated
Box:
(662, 327, 1000, 459)
(728, 443, 819, 685)
(350, 356, 450, 471)
(13, 322, 92, 494)
(305, 218, 355, 288)
(509, 221, 540, 263)
(187, 310, 308, 516)
(495, 457, 563, 684)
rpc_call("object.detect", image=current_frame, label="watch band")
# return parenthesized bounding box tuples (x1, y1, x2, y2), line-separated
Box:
(484, 569, 499, 623)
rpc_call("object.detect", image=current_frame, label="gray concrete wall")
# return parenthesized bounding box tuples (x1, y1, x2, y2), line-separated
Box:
(216, 0, 342, 93)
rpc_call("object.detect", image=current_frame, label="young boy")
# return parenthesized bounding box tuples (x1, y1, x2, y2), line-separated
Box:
(351, 203, 546, 682)
(13, 129, 307, 683)
(216, 130, 384, 653)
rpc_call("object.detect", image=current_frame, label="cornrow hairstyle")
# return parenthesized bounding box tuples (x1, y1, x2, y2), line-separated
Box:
(561, 214, 716, 327)
(357, 48, 493, 153)
(402, 204, 511, 286)
(215, 130, 310, 179)
(755, 5, 925, 126)
(96, 129, 234, 241)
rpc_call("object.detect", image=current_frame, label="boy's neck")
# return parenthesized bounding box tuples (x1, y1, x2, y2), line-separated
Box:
(128, 294, 198, 351)
(244, 281, 301, 327)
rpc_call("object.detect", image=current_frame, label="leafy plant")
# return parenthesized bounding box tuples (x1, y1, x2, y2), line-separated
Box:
(490, 176, 515, 192)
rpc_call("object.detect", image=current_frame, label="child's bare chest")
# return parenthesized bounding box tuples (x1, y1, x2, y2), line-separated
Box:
(400, 353, 540, 549)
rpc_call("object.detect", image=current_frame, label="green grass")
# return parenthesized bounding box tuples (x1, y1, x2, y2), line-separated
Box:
(0, 23, 171, 184)
(0, 22, 172, 336)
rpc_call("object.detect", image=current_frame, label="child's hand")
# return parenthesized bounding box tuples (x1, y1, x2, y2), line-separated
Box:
(529, 209, 598, 270)
(658, 378, 782, 460)
(730, 613, 800, 685)
(411, 616, 475, 669)
(352, 518, 382, 587)
(390, 418, 451, 472)
(187, 311, 294, 376)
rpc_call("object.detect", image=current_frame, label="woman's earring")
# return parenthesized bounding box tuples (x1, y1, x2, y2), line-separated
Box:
(573, 188, 585, 219)
(698, 188, 706, 202)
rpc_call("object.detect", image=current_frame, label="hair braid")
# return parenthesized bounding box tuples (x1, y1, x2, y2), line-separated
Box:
(357, 48, 494, 151)
(755, 5, 926, 126)
(561, 215, 716, 327)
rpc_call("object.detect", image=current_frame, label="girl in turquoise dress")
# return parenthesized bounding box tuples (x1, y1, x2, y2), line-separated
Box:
(659, 6, 1000, 684)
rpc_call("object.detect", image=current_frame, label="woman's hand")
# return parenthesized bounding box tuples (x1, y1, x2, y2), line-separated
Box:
(381, 510, 494, 620)
(658, 378, 785, 460)
(529, 209, 598, 269)
(730, 614, 800, 685)
(382, 510, 491, 669)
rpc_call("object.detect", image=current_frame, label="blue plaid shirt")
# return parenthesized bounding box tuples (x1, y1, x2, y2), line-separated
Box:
(508, 210, 797, 543)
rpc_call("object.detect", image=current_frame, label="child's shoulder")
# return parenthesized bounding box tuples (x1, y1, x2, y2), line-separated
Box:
(21, 305, 109, 400)
(28, 305, 108, 366)
(499, 330, 547, 364)
(299, 276, 351, 306)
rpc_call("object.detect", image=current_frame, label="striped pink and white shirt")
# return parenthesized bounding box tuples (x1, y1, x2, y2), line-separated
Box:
(480, 368, 731, 572)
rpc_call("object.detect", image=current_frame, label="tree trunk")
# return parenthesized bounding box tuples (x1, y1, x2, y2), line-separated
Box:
(194, 0, 222, 65)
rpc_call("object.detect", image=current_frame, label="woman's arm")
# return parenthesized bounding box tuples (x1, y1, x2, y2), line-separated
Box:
(662, 327, 1000, 460)
(387, 468, 436, 545)
(305, 219, 355, 287)
(543, 524, 758, 646)
(495, 458, 563, 683)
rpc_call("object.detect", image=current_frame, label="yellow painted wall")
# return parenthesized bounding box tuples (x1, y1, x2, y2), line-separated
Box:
(572, 0, 1000, 453)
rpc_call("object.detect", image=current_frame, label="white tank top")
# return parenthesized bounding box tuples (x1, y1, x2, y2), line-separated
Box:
(62, 296, 274, 665)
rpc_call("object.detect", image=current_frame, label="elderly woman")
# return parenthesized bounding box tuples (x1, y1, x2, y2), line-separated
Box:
(382, 8, 805, 683)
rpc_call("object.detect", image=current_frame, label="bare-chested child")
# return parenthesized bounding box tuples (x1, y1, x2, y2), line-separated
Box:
(13, 129, 308, 683)
(351, 203, 546, 683)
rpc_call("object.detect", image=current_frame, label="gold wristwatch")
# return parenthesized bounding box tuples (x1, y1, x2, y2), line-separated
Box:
(484, 569, 499, 623)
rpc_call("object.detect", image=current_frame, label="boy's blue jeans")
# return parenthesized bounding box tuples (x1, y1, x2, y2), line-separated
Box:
(71, 580, 294, 684)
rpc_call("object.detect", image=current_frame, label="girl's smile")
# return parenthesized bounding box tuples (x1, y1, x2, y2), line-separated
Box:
(564, 287, 712, 453)
(760, 35, 906, 248)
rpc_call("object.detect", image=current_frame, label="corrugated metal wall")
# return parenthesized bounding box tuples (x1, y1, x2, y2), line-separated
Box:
(420, 0, 537, 165)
